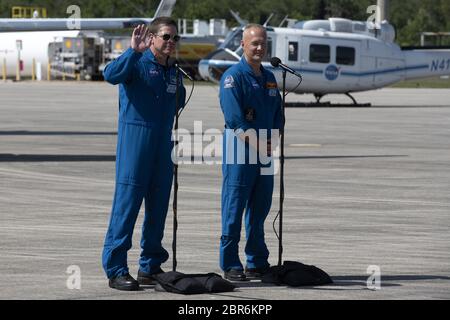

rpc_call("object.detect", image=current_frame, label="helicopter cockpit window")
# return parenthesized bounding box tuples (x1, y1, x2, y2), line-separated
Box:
(288, 42, 298, 61)
(336, 46, 355, 65)
(310, 44, 330, 63)
(223, 29, 243, 53)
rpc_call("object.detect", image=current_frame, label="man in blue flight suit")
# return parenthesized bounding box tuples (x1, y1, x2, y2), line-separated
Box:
(102, 17, 186, 291)
(219, 24, 282, 281)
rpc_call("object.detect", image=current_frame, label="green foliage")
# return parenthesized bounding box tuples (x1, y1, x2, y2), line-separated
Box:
(1, 0, 448, 45)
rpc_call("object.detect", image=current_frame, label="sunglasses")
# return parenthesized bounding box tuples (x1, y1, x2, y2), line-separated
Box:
(156, 34, 181, 42)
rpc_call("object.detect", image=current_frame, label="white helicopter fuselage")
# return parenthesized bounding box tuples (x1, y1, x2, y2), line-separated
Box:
(199, 20, 450, 95)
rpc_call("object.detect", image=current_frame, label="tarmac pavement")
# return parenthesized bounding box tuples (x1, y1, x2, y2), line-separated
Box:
(0, 82, 449, 300)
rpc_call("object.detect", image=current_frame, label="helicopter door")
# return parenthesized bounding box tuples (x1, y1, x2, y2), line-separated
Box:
(300, 37, 334, 91)
(334, 41, 360, 91)
(299, 37, 361, 92)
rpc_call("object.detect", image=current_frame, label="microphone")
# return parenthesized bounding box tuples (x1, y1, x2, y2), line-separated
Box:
(167, 57, 194, 81)
(270, 57, 302, 78)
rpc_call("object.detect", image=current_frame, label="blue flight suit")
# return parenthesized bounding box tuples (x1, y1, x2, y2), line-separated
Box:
(219, 57, 282, 272)
(102, 47, 186, 279)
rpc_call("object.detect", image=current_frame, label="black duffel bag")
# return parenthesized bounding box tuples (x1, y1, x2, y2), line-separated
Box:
(262, 261, 333, 287)
(154, 271, 236, 295)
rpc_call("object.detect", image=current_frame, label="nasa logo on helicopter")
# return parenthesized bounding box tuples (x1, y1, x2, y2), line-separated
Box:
(325, 65, 340, 81)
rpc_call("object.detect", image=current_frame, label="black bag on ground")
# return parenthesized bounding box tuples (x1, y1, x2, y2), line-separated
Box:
(194, 273, 236, 293)
(262, 261, 333, 287)
(154, 271, 236, 295)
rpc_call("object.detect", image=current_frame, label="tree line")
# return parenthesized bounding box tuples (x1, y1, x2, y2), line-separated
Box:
(1, 0, 449, 45)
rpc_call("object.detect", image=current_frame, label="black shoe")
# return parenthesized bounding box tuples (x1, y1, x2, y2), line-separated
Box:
(108, 273, 139, 291)
(224, 269, 249, 282)
(244, 266, 270, 280)
(137, 267, 164, 286)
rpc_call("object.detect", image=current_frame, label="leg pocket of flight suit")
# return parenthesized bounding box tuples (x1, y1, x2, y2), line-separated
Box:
(117, 122, 155, 186)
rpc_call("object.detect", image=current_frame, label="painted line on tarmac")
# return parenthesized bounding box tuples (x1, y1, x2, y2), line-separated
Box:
(289, 144, 322, 148)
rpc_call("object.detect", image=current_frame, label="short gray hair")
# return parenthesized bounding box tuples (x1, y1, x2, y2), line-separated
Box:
(243, 23, 267, 34)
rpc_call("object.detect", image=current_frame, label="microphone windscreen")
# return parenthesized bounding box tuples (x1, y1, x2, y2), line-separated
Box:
(270, 57, 281, 67)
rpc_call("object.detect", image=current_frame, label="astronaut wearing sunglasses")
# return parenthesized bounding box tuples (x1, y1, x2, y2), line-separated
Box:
(102, 17, 186, 291)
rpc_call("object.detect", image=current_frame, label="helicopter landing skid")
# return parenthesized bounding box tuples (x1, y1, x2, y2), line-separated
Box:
(286, 92, 372, 108)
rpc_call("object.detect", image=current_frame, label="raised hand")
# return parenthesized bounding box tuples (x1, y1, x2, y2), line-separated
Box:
(131, 24, 151, 53)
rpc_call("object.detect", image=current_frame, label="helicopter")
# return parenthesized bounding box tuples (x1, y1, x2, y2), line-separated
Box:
(198, 15, 450, 105)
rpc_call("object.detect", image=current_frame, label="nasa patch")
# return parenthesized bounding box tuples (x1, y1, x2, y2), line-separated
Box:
(251, 81, 260, 89)
(149, 69, 160, 77)
(223, 75, 235, 89)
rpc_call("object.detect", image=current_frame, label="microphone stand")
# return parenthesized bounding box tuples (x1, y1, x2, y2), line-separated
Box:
(278, 69, 287, 267)
(172, 67, 180, 272)
(169, 57, 194, 273)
